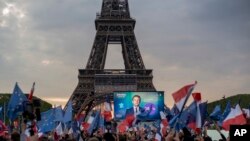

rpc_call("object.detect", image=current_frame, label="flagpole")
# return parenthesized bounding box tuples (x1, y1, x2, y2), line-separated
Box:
(179, 81, 197, 115)
(174, 81, 197, 130)
(18, 112, 22, 134)
(3, 102, 5, 124)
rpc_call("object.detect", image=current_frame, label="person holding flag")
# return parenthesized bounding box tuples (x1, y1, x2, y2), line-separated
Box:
(172, 81, 197, 112)
(171, 81, 197, 131)
(28, 82, 35, 101)
(7, 83, 28, 121)
(103, 96, 112, 122)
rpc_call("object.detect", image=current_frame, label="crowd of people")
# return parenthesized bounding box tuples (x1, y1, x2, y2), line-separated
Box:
(2, 84, 249, 141)
(0, 121, 232, 141)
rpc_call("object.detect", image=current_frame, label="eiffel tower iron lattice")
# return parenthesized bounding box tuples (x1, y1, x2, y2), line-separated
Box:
(68, 0, 156, 116)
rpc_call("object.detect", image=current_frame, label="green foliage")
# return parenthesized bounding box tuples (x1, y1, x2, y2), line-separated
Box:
(207, 94, 250, 113)
(0, 93, 52, 112)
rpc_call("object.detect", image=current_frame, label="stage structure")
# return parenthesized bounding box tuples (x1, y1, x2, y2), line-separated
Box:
(68, 0, 156, 116)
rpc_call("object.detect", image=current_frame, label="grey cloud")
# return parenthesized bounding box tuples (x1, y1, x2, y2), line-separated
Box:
(24, 0, 100, 30)
(0, 0, 249, 106)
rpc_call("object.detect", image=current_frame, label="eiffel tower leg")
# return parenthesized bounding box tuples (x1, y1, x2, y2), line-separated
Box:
(121, 26, 145, 70)
(86, 33, 108, 69)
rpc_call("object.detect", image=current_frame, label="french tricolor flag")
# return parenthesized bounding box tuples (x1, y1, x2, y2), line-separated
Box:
(187, 98, 207, 134)
(222, 104, 247, 131)
(172, 81, 197, 111)
(192, 92, 201, 103)
(192, 92, 202, 129)
(118, 114, 136, 133)
(103, 101, 112, 122)
(117, 122, 128, 133)
(243, 108, 250, 118)
(81, 115, 94, 131)
(160, 111, 168, 137)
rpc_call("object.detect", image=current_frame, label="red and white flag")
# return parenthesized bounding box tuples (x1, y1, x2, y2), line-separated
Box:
(192, 92, 201, 103)
(243, 108, 250, 118)
(118, 114, 136, 133)
(160, 111, 168, 137)
(192, 92, 202, 129)
(117, 122, 128, 133)
(172, 81, 197, 111)
(103, 101, 112, 122)
(28, 82, 35, 101)
(222, 104, 247, 131)
(81, 116, 94, 131)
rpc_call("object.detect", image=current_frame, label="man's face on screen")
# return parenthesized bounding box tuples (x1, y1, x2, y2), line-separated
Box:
(132, 96, 140, 107)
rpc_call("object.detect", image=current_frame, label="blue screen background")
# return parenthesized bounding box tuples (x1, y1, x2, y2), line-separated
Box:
(113, 91, 164, 120)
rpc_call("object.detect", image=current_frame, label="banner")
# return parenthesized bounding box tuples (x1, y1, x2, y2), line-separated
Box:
(114, 91, 164, 120)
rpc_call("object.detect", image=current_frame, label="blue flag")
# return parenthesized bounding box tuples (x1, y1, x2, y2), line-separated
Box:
(169, 101, 197, 131)
(210, 105, 221, 121)
(63, 100, 73, 123)
(218, 101, 231, 126)
(169, 114, 187, 131)
(170, 104, 180, 116)
(221, 101, 231, 120)
(0, 106, 3, 121)
(164, 105, 173, 121)
(37, 109, 56, 133)
(54, 106, 64, 122)
(88, 110, 100, 134)
(98, 114, 105, 132)
(152, 119, 161, 133)
(199, 102, 208, 126)
(7, 83, 28, 121)
(71, 120, 80, 134)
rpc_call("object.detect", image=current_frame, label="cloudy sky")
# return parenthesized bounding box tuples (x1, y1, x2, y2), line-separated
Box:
(0, 0, 249, 107)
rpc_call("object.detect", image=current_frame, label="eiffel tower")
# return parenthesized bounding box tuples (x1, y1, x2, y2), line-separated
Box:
(69, 0, 156, 116)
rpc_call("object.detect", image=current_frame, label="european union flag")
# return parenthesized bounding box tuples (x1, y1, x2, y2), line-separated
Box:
(221, 101, 231, 120)
(7, 83, 28, 121)
(169, 101, 197, 131)
(169, 114, 184, 131)
(54, 106, 64, 122)
(210, 105, 222, 121)
(218, 101, 231, 126)
(170, 104, 180, 116)
(63, 100, 73, 123)
(71, 120, 80, 134)
(199, 102, 208, 126)
(37, 109, 56, 133)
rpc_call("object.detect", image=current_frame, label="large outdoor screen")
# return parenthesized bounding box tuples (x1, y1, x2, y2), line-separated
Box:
(113, 91, 164, 120)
